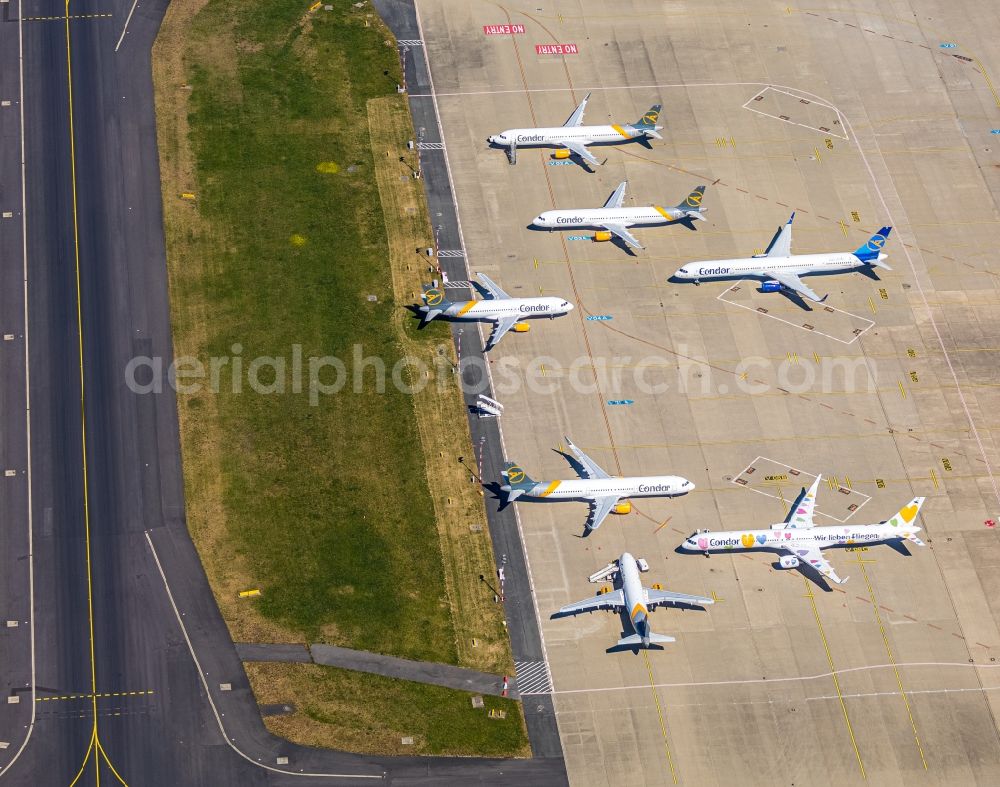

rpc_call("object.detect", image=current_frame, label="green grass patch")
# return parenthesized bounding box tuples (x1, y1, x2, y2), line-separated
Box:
(247, 662, 530, 757)
(175, 0, 455, 659)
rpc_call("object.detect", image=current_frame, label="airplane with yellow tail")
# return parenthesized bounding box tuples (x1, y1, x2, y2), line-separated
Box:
(680, 475, 926, 585)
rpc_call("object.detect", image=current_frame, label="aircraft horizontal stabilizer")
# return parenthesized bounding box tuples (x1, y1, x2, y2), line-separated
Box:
(871, 258, 892, 271)
(617, 632, 675, 647)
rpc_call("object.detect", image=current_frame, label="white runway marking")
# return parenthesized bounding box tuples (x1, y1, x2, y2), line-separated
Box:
(535, 660, 1000, 697)
(716, 282, 875, 345)
(741, 86, 850, 140)
(145, 531, 383, 780)
(0, 0, 39, 775)
(732, 456, 871, 522)
(114, 0, 139, 53)
(515, 661, 554, 695)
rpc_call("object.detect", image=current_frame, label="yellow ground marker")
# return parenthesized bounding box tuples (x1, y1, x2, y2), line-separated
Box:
(238, 588, 262, 598)
(898, 380, 907, 399)
(642, 651, 679, 784)
(854, 556, 928, 769)
(309, 1, 322, 11)
(803, 578, 867, 779)
(180, 192, 195, 200)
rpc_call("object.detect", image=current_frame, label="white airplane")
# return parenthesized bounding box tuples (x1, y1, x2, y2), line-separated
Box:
(532, 182, 706, 250)
(500, 436, 694, 532)
(679, 475, 926, 585)
(554, 552, 713, 648)
(672, 213, 892, 303)
(487, 93, 663, 168)
(419, 273, 573, 351)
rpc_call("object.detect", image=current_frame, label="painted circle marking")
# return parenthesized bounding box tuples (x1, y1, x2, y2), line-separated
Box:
(866, 234, 887, 251)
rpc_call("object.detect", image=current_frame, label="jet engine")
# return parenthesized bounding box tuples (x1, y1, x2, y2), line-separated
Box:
(761, 280, 783, 293)
(613, 501, 632, 514)
(512, 322, 531, 333)
(593, 230, 613, 242)
(779, 555, 800, 569)
(553, 149, 572, 160)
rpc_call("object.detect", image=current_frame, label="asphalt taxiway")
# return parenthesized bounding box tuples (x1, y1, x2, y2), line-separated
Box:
(0, 0, 564, 783)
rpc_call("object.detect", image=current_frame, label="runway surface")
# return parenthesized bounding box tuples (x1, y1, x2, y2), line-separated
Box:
(0, 0, 565, 783)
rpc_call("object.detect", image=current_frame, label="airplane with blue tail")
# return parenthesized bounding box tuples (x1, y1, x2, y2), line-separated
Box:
(672, 213, 892, 303)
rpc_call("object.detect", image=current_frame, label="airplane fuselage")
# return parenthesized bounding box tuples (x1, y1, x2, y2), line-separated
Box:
(675, 251, 887, 282)
(489, 124, 647, 148)
(618, 553, 650, 640)
(439, 296, 572, 322)
(680, 522, 920, 554)
(533, 206, 685, 229)
(521, 475, 693, 501)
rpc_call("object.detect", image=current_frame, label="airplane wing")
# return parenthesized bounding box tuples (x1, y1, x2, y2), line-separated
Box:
(476, 272, 510, 300)
(786, 475, 822, 528)
(554, 139, 604, 167)
(602, 181, 628, 209)
(564, 437, 611, 479)
(767, 270, 827, 303)
(562, 92, 591, 127)
(557, 588, 624, 615)
(584, 495, 620, 531)
(787, 541, 847, 585)
(600, 223, 644, 250)
(764, 213, 795, 258)
(485, 315, 519, 351)
(646, 588, 714, 609)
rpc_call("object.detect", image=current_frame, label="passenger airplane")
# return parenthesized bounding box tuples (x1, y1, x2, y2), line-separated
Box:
(500, 436, 694, 532)
(554, 552, 713, 648)
(672, 213, 892, 303)
(532, 182, 706, 250)
(679, 475, 926, 585)
(418, 273, 573, 351)
(487, 93, 663, 168)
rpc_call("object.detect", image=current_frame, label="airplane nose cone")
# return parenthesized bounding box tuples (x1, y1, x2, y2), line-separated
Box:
(565, 302, 575, 311)
(683, 480, 695, 491)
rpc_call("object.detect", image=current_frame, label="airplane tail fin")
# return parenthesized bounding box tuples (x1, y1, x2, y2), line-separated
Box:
(500, 462, 536, 502)
(675, 185, 707, 218)
(884, 496, 926, 545)
(630, 104, 663, 137)
(617, 632, 675, 648)
(854, 226, 892, 263)
(420, 282, 452, 323)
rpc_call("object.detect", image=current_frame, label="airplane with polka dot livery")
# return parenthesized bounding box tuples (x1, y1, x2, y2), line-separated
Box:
(487, 93, 663, 168)
(679, 475, 926, 585)
(500, 436, 694, 533)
